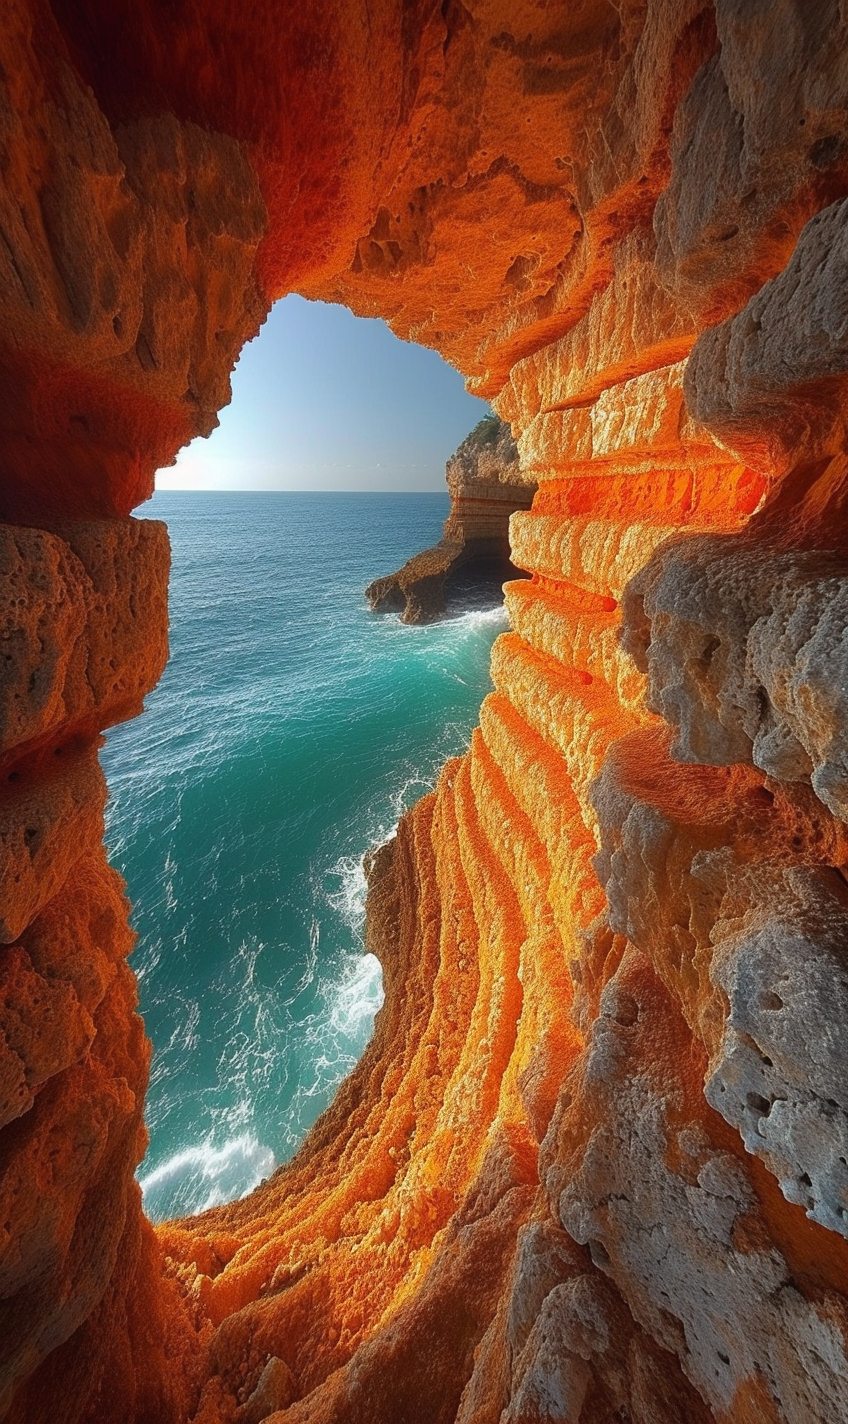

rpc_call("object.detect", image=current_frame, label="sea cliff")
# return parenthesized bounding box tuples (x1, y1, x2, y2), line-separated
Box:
(3, 3, 848, 1422)
(365, 416, 535, 623)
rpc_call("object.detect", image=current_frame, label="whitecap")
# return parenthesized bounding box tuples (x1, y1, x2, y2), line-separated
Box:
(442, 604, 510, 630)
(376, 602, 509, 637)
(139, 1132, 275, 1222)
(391, 768, 437, 820)
(326, 853, 370, 933)
(328, 952, 384, 1038)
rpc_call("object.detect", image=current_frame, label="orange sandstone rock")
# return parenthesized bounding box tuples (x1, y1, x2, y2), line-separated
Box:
(3, 3, 848, 1423)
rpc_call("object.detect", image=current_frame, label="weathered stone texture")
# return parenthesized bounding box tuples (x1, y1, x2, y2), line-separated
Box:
(623, 535, 848, 815)
(0, 520, 169, 762)
(546, 947, 848, 1424)
(0, 0, 268, 522)
(655, 0, 848, 324)
(706, 866, 848, 1240)
(4, 2, 848, 1423)
(686, 195, 848, 476)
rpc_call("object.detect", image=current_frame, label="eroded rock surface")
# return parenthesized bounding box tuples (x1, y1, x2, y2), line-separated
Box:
(3, 3, 848, 1422)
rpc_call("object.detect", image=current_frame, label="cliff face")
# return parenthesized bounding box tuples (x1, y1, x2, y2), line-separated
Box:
(366, 416, 534, 623)
(4, 3, 848, 1422)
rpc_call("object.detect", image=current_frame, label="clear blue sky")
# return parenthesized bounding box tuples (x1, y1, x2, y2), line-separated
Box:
(156, 295, 491, 491)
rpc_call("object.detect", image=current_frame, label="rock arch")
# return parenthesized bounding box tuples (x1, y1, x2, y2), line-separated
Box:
(3, 3, 848, 1421)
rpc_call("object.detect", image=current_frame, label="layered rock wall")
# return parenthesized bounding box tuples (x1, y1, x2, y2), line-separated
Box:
(3, 3, 848, 1422)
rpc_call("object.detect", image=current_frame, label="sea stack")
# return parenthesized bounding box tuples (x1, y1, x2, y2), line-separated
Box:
(365, 415, 536, 622)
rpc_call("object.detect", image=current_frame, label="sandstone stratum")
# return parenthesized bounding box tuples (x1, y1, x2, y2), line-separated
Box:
(2, 2, 848, 1421)
(365, 415, 535, 623)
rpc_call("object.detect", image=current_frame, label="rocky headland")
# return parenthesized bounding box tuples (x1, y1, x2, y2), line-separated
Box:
(4, 3, 848, 1422)
(365, 415, 535, 623)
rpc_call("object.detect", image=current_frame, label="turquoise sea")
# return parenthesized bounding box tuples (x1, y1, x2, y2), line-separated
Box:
(100, 492, 506, 1222)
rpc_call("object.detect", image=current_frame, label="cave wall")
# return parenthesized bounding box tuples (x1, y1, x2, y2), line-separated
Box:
(3, 2, 848, 1421)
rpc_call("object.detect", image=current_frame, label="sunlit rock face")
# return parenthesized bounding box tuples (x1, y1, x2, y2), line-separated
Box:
(3, 2, 848, 1421)
(365, 416, 534, 623)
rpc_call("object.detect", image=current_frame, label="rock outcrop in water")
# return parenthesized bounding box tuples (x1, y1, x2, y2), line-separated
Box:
(365, 416, 535, 623)
(4, 3, 848, 1421)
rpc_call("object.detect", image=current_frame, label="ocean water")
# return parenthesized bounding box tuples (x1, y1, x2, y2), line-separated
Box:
(100, 491, 507, 1222)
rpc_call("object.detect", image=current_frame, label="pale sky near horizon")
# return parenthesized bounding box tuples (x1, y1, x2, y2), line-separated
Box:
(156, 295, 491, 492)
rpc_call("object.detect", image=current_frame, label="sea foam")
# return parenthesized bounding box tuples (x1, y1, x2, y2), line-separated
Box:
(139, 1133, 275, 1219)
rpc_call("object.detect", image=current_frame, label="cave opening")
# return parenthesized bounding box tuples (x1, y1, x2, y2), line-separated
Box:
(101, 293, 506, 1221)
(11, 5, 848, 1421)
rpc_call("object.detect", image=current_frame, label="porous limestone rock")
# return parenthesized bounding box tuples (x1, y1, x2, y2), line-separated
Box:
(0, 0, 268, 522)
(591, 722, 848, 1245)
(0, 743, 106, 943)
(706, 865, 848, 1240)
(0, 520, 169, 762)
(4, 2, 848, 1423)
(622, 534, 848, 815)
(685, 195, 848, 476)
(545, 947, 848, 1424)
(655, 0, 848, 325)
(238, 1356, 297, 1423)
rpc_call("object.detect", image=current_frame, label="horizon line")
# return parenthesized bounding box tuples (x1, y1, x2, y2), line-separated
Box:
(149, 486, 451, 495)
